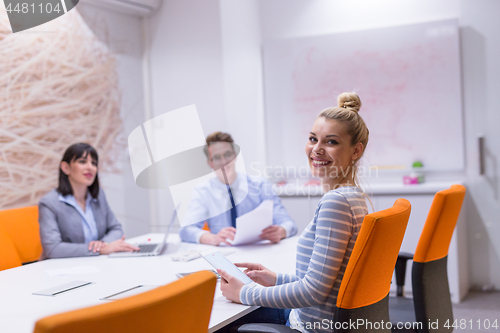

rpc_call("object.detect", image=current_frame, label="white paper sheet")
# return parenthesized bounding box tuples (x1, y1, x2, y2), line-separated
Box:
(229, 200, 273, 245)
(44, 266, 100, 277)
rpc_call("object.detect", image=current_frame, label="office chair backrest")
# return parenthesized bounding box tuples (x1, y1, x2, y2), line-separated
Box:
(411, 184, 466, 332)
(413, 185, 466, 263)
(336, 199, 411, 333)
(33, 270, 217, 333)
(0, 205, 42, 263)
(0, 226, 22, 271)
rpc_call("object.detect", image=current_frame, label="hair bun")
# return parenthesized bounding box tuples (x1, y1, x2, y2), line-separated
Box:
(337, 92, 361, 113)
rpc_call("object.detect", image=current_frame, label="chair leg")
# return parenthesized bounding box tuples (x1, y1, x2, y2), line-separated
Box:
(396, 256, 409, 297)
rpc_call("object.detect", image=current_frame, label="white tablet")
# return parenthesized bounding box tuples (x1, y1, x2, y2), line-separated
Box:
(200, 250, 253, 285)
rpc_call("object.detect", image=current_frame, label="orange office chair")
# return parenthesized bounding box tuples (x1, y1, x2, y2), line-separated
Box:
(389, 184, 466, 333)
(0, 205, 42, 263)
(0, 226, 22, 271)
(334, 198, 411, 333)
(235, 199, 411, 333)
(203, 221, 211, 231)
(33, 270, 217, 333)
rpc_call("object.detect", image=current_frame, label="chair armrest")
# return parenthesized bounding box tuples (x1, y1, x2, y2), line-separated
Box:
(236, 323, 298, 333)
(395, 252, 414, 297)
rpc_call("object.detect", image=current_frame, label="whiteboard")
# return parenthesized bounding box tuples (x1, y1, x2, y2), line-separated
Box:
(263, 19, 464, 172)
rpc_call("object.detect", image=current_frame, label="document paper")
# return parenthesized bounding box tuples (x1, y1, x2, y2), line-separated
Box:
(230, 200, 273, 245)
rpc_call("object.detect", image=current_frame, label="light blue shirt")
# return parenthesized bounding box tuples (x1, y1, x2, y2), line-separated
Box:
(179, 173, 297, 243)
(58, 194, 98, 243)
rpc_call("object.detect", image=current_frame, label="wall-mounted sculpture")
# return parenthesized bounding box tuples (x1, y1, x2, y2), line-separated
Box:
(0, 5, 122, 209)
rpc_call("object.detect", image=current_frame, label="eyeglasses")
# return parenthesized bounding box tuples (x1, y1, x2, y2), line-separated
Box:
(210, 150, 236, 164)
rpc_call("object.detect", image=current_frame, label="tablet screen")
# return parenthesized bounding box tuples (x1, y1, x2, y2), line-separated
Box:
(200, 251, 253, 285)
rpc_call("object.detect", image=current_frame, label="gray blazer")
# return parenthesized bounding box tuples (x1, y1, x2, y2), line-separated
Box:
(39, 189, 124, 258)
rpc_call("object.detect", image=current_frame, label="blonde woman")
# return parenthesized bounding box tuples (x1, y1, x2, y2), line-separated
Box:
(217, 93, 370, 333)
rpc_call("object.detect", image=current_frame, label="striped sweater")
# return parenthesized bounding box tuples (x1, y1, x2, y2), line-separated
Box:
(239, 186, 368, 333)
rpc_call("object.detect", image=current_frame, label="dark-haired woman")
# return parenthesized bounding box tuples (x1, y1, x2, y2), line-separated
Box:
(39, 143, 139, 258)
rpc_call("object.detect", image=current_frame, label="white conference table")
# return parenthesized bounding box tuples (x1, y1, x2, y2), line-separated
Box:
(0, 234, 297, 333)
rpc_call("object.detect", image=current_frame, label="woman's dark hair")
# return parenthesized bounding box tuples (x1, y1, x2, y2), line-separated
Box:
(57, 143, 100, 199)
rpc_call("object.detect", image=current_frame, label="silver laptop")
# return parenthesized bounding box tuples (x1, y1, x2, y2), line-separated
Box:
(109, 209, 177, 257)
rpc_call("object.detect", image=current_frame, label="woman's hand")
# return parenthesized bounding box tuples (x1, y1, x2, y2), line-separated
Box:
(259, 225, 286, 243)
(99, 236, 140, 255)
(88, 241, 105, 253)
(218, 269, 243, 303)
(200, 227, 236, 246)
(235, 262, 277, 287)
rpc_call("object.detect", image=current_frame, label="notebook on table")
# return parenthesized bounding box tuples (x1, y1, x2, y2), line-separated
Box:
(109, 209, 177, 257)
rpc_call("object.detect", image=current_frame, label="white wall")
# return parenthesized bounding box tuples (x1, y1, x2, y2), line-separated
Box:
(77, 2, 150, 237)
(147, 0, 227, 230)
(260, 0, 460, 39)
(220, 0, 267, 177)
(460, 0, 500, 290)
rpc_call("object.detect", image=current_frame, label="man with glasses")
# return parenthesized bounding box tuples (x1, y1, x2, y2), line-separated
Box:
(179, 132, 297, 245)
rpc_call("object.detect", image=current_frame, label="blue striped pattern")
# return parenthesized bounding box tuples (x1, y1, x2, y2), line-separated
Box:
(239, 186, 368, 332)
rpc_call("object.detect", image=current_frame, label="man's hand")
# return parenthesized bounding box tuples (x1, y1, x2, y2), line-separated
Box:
(218, 269, 243, 303)
(259, 225, 286, 243)
(235, 262, 276, 287)
(200, 227, 236, 246)
(99, 236, 140, 255)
